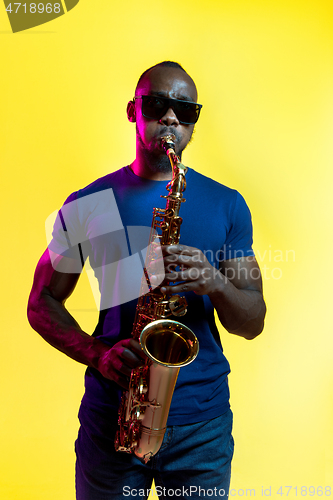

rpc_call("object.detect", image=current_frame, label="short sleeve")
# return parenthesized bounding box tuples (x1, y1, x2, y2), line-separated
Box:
(220, 192, 255, 261)
(47, 191, 85, 273)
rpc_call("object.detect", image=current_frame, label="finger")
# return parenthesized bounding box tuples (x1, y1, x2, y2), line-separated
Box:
(116, 373, 131, 390)
(150, 273, 165, 286)
(164, 260, 178, 273)
(165, 268, 201, 283)
(163, 244, 193, 255)
(160, 284, 191, 295)
(164, 255, 188, 267)
(120, 347, 144, 368)
(116, 341, 146, 389)
(164, 254, 200, 268)
(147, 255, 164, 273)
(128, 339, 147, 360)
(111, 349, 134, 376)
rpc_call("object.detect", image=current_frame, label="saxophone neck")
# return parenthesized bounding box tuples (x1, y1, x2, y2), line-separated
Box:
(160, 136, 188, 198)
(166, 161, 187, 200)
(161, 134, 187, 169)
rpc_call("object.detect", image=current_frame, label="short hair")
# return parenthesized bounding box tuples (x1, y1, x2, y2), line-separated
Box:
(135, 61, 189, 94)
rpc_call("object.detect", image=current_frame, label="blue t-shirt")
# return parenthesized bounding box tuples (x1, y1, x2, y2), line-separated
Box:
(49, 166, 254, 425)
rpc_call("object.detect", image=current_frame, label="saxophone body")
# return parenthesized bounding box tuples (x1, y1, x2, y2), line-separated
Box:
(114, 135, 199, 463)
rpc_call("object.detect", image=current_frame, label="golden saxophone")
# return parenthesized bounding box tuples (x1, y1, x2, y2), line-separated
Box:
(114, 134, 199, 463)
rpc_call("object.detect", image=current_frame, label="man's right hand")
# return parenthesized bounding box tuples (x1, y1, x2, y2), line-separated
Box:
(97, 339, 147, 390)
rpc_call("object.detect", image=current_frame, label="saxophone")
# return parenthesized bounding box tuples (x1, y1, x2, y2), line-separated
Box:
(114, 134, 199, 463)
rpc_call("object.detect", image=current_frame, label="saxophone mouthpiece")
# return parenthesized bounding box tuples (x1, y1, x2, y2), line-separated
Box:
(161, 134, 176, 153)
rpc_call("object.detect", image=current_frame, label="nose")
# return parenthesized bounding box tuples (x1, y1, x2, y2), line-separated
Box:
(159, 107, 179, 126)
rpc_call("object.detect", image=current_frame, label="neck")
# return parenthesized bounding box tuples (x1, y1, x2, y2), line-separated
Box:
(129, 159, 172, 181)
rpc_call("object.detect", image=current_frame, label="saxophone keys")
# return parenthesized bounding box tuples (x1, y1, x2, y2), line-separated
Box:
(169, 295, 187, 317)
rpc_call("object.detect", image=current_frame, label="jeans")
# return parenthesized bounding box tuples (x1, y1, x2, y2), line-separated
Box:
(75, 405, 234, 500)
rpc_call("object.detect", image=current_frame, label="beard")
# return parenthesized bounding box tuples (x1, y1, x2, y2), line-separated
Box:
(136, 126, 186, 174)
(140, 145, 172, 174)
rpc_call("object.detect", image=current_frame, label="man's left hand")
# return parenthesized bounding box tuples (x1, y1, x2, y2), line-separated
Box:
(150, 244, 224, 296)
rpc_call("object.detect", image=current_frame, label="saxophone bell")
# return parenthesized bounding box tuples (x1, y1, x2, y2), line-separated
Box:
(130, 320, 198, 463)
(140, 319, 198, 368)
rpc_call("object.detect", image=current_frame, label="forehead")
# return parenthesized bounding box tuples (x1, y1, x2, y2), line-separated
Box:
(137, 67, 198, 102)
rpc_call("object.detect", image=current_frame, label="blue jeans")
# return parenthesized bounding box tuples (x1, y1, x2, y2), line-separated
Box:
(75, 405, 234, 499)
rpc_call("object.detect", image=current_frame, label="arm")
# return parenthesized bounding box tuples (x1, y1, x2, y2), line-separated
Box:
(155, 245, 266, 340)
(27, 249, 145, 389)
(209, 256, 266, 339)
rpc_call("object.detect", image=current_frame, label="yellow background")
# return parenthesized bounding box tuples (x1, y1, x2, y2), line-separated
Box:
(1, 0, 333, 498)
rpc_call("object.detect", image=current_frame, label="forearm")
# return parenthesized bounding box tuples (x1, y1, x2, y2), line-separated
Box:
(27, 291, 111, 370)
(209, 275, 266, 340)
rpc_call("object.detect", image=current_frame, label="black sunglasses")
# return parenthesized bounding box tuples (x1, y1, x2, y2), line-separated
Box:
(134, 95, 202, 125)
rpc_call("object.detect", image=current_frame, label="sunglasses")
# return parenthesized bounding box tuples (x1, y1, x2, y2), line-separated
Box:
(134, 95, 202, 125)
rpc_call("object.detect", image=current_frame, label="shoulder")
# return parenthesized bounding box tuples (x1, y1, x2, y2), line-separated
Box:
(188, 168, 235, 194)
(60, 167, 128, 206)
(76, 167, 128, 198)
(187, 168, 248, 210)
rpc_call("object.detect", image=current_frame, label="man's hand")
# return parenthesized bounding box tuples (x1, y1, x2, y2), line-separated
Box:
(150, 244, 224, 296)
(98, 339, 147, 390)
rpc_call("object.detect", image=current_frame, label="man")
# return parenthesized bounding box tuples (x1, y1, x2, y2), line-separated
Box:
(28, 61, 266, 499)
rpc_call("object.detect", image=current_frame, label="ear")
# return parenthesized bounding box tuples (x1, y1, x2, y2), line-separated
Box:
(127, 100, 136, 123)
